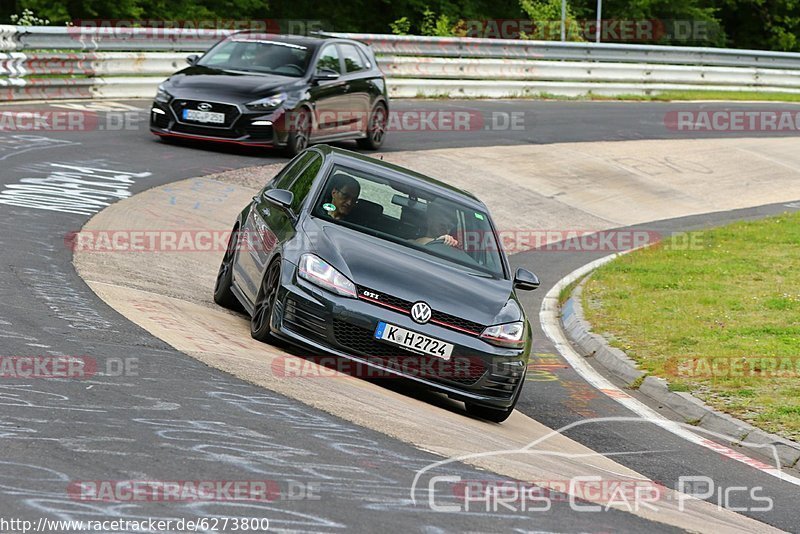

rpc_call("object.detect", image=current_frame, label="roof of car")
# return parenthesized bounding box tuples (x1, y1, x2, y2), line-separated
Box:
(311, 145, 484, 206)
(228, 31, 361, 50)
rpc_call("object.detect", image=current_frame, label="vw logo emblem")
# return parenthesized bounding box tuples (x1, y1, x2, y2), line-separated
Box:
(410, 301, 432, 324)
(197, 102, 213, 111)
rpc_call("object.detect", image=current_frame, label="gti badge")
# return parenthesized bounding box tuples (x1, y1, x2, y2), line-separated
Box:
(410, 301, 432, 324)
(197, 102, 213, 111)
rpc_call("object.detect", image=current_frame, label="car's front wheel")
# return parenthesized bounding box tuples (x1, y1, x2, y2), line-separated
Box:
(250, 259, 282, 342)
(213, 226, 243, 312)
(465, 373, 525, 423)
(357, 103, 387, 151)
(284, 108, 311, 157)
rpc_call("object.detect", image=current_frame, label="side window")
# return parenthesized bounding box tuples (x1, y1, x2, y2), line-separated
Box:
(357, 46, 372, 69)
(288, 154, 323, 212)
(272, 152, 314, 190)
(316, 45, 341, 73)
(340, 44, 366, 73)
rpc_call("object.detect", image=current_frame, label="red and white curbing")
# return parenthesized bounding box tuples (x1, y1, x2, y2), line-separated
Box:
(540, 252, 800, 487)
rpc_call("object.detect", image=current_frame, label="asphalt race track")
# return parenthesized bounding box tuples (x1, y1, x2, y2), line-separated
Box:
(1, 98, 799, 533)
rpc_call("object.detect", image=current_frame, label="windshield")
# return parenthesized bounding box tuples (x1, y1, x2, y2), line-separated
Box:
(312, 165, 506, 278)
(198, 39, 311, 77)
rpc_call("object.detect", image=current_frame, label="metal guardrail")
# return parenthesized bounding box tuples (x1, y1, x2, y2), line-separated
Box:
(1, 26, 800, 101)
(7, 26, 233, 51)
(322, 32, 800, 70)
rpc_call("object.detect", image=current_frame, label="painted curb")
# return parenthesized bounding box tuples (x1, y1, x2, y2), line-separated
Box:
(561, 274, 800, 471)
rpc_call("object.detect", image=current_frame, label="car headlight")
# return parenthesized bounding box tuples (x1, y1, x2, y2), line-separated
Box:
(246, 93, 287, 111)
(297, 254, 357, 298)
(155, 83, 172, 103)
(480, 321, 526, 348)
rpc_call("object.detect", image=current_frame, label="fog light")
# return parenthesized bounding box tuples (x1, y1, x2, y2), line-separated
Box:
(251, 120, 273, 126)
(152, 108, 166, 115)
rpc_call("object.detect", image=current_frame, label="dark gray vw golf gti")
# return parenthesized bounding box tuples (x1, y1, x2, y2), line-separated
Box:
(150, 32, 388, 155)
(214, 146, 539, 422)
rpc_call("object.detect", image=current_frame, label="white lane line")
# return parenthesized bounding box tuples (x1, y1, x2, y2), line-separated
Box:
(540, 253, 800, 487)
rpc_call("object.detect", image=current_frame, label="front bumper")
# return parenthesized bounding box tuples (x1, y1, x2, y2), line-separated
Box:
(269, 263, 530, 409)
(149, 99, 288, 147)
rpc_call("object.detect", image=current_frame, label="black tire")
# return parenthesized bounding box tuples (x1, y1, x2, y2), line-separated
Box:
(250, 259, 282, 343)
(213, 227, 243, 312)
(465, 372, 525, 423)
(357, 103, 387, 151)
(283, 108, 311, 157)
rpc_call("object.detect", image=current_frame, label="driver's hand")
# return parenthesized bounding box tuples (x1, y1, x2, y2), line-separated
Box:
(438, 234, 459, 247)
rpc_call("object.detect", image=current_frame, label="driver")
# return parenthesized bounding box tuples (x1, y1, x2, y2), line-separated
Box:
(324, 173, 361, 220)
(253, 44, 299, 71)
(414, 202, 459, 247)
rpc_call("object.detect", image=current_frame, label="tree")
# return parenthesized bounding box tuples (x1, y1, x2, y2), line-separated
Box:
(712, 0, 800, 51)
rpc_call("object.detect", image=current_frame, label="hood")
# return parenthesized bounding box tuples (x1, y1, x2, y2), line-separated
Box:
(302, 219, 518, 327)
(166, 66, 303, 102)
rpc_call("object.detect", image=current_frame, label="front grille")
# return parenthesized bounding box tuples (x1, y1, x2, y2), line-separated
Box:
(333, 320, 487, 385)
(171, 99, 240, 128)
(357, 286, 486, 336)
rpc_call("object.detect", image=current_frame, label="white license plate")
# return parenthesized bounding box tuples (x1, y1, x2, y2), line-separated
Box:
(183, 109, 225, 124)
(374, 322, 453, 360)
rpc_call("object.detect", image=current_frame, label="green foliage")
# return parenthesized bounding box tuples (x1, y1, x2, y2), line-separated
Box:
(10, 8, 50, 25)
(8, 0, 269, 25)
(389, 16, 411, 35)
(711, 0, 800, 51)
(420, 8, 454, 36)
(0, 0, 796, 51)
(519, 0, 585, 41)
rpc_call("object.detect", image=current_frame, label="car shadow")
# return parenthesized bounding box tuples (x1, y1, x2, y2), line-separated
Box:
(268, 335, 469, 417)
(154, 135, 371, 159)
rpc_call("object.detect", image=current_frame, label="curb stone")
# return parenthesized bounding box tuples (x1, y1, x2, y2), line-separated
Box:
(561, 274, 800, 471)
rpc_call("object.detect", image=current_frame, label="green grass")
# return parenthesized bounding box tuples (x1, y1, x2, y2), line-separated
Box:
(596, 90, 800, 102)
(582, 213, 800, 441)
(413, 90, 800, 103)
(559, 278, 582, 306)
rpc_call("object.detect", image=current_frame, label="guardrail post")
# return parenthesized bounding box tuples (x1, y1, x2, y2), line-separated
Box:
(0, 25, 19, 52)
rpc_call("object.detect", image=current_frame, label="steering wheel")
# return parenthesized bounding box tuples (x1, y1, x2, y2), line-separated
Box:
(276, 64, 304, 75)
(425, 236, 463, 249)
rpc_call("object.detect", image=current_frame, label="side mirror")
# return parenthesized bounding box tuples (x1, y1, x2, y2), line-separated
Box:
(513, 268, 540, 291)
(313, 67, 340, 83)
(263, 188, 294, 210)
(186, 54, 200, 66)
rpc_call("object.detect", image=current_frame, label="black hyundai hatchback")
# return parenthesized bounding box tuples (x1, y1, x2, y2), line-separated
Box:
(150, 32, 389, 155)
(214, 146, 540, 422)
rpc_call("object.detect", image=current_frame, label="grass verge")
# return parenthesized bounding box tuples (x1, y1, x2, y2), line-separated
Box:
(581, 213, 800, 441)
(414, 90, 800, 102)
